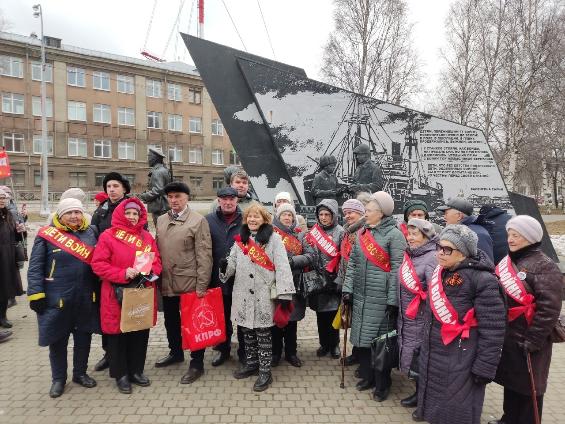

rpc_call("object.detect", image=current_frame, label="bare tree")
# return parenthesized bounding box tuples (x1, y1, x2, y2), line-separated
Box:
(321, 0, 421, 105)
(0, 8, 11, 32)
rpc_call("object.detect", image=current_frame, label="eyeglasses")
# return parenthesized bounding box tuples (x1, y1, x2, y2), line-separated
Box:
(435, 243, 458, 256)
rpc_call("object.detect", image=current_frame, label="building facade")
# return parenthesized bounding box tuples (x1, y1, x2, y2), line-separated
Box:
(0, 32, 239, 199)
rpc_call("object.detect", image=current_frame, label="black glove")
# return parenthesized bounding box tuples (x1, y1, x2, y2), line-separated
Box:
(472, 373, 491, 386)
(342, 293, 352, 306)
(219, 257, 228, 274)
(30, 297, 48, 315)
(276, 299, 292, 310)
(517, 340, 539, 355)
(385, 305, 399, 316)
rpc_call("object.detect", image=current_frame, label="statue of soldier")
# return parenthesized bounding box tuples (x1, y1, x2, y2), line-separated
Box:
(140, 147, 172, 226)
(349, 144, 384, 194)
(310, 155, 338, 205)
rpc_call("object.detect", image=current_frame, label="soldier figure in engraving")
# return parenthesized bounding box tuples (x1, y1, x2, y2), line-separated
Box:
(140, 147, 172, 226)
(310, 155, 338, 206)
(349, 144, 384, 194)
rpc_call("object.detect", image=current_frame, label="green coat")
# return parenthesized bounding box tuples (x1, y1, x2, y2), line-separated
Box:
(342, 216, 406, 348)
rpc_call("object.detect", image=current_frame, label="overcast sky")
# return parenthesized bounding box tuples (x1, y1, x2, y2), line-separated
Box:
(1, 0, 454, 108)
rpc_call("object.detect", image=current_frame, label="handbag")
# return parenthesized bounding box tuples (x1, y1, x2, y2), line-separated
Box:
(14, 242, 26, 263)
(119, 284, 155, 333)
(371, 311, 399, 372)
(551, 315, 565, 343)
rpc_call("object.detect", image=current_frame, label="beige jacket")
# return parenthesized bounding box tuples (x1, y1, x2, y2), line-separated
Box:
(156, 207, 213, 296)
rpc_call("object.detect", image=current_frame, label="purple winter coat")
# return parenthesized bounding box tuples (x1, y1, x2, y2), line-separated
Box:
(397, 236, 438, 374)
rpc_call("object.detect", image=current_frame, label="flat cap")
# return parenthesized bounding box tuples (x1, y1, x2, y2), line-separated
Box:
(217, 187, 238, 198)
(436, 197, 473, 216)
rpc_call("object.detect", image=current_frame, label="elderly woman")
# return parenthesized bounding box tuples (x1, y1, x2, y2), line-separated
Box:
(274, 191, 307, 232)
(489, 216, 563, 424)
(415, 225, 506, 424)
(221, 202, 295, 392)
(342, 191, 406, 402)
(271, 203, 307, 367)
(91, 198, 161, 394)
(27, 198, 99, 398)
(397, 218, 438, 408)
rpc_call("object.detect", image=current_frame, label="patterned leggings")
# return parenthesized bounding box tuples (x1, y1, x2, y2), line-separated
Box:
(242, 327, 272, 373)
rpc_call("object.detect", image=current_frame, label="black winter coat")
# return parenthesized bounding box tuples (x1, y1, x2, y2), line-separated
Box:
(27, 226, 100, 346)
(494, 244, 563, 396)
(417, 251, 506, 424)
(0, 209, 23, 302)
(461, 215, 494, 263)
(479, 206, 511, 264)
(91, 196, 129, 234)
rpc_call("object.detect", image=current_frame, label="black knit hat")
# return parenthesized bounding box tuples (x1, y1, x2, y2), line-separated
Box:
(103, 172, 131, 194)
(164, 181, 191, 196)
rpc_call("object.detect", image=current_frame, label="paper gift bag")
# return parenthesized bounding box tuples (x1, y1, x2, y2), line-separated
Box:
(120, 286, 155, 333)
(180, 288, 226, 351)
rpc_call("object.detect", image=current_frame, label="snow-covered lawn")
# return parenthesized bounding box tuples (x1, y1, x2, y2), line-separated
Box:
(550, 235, 565, 257)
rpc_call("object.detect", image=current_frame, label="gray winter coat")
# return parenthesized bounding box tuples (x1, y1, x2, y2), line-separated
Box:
(417, 251, 506, 424)
(222, 224, 295, 329)
(342, 216, 406, 348)
(398, 236, 438, 374)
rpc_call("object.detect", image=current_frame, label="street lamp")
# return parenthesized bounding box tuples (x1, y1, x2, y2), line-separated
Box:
(33, 4, 50, 216)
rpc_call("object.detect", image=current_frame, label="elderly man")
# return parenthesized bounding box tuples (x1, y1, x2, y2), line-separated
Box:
(155, 182, 213, 384)
(436, 197, 494, 262)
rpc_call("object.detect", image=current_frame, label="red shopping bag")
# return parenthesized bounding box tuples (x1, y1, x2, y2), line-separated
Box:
(180, 288, 226, 351)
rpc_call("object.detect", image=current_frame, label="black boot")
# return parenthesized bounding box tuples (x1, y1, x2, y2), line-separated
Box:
(116, 375, 132, 394)
(401, 392, 418, 407)
(233, 364, 259, 379)
(253, 372, 272, 392)
(94, 354, 110, 372)
(0, 317, 12, 329)
(49, 381, 65, 398)
(412, 410, 424, 422)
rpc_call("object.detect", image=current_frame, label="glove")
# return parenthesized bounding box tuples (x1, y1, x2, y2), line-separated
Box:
(342, 293, 352, 306)
(276, 299, 292, 310)
(219, 257, 228, 274)
(30, 297, 48, 314)
(472, 373, 491, 386)
(386, 305, 399, 316)
(517, 340, 540, 355)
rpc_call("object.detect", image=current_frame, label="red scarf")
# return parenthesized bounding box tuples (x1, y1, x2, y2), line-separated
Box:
(37, 226, 95, 263)
(399, 253, 426, 319)
(234, 234, 275, 271)
(495, 255, 536, 326)
(358, 228, 391, 272)
(305, 223, 341, 273)
(273, 226, 303, 256)
(429, 265, 477, 345)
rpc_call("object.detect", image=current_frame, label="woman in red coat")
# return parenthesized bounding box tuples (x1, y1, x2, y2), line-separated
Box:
(91, 198, 161, 394)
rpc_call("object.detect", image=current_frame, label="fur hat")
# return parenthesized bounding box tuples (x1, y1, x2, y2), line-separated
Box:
(506, 215, 543, 244)
(403, 199, 429, 222)
(276, 203, 296, 221)
(342, 199, 365, 215)
(439, 224, 478, 257)
(56, 198, 84, 218)
(61, 188, 87, 203)
(164, 181, 190, 196)
(370, 191, 395, 216)
(407, 218, 436, 239)
(102, 172, 131, 194)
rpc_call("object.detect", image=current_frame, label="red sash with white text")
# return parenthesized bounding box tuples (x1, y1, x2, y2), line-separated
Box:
(234, 235, 275, 272)
(112, 228, 153, 253)
(358, 228, 391, 272)
(305, 223, 341, 273)
(399, 222, 408, 239)
(399, 253, 426, 319)
(495, 255, 536, 326)
(429, 265, 477, 345)
(273, 226, 303, 256)
(37, 226, 95, 263)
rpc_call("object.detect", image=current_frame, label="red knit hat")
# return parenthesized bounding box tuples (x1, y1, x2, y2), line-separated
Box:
(94, 192, 108, 203)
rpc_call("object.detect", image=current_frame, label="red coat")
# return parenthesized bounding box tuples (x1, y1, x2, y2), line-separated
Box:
(91, 198, 162, 334)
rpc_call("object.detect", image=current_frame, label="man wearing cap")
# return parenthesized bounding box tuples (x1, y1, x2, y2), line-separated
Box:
(209, 169, 256, 213)
(155, 182, 213, 384)
(436, 197, 494, 262)
(206, 187, 246, 366)
(348, 144, 384, 194)
(140, 147, 171, 226)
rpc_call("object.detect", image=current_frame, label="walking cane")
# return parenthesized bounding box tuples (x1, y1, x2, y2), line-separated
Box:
(526, 352, 541, 424)
(340, 303, 350, 389)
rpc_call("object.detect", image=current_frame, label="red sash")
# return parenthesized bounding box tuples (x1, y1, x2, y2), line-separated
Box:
(234, 235, 275, 271)
(429, 265, 478, 345)
(112, 228, 153, 253)
(495, 255, 536, 326)
(340, 234, 353, 262)
(37, 226, 95, 263)
(399, 253, 426, 319)
(399, 222, 408, 239)
(273, 226, 303, 256)
(305, 223, 341, 273)
(358, 228, 391, 272)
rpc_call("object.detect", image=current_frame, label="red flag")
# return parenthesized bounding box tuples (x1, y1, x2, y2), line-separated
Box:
(0, 149, 11, 178)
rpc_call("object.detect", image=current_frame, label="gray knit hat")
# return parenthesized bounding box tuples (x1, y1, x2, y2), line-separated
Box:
(439, 224, 478, 257)
(506, 215, 543, 244)
(276, 203, 296, 222)
(61, 187, 87, 203)
(407, 218, 436, 239)
(370, 191, 395, 216)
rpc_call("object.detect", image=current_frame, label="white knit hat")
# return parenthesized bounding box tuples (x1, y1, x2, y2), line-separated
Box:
(370, 191, 395, 216)
(506, 215, 543, 244)
(61, 187, 87, 203)
(275, 191, 293, 204)
(56, 198, 84, 218)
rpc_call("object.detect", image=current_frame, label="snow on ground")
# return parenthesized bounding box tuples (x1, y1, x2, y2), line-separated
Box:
(550, 235, 565, 257)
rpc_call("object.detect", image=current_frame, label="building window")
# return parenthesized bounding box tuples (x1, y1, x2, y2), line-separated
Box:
(32, 96, 53, 117)
(147, 111, 162, 129)
(94, 173, 106, 187)
(34, 170, 54, 187)
(68, 101, 86, 121)
(188, 88, 201, 104)
(94, 139, 111, 158)
(2, 133, 25, 153)
(69, 172, 88, 187)
(188, 147, 203, 164)
(2, 92, 24, 114)
(146, 79, 162, 98)
(118, 107, 135, 126)
(229, 150, 241, 165)
(0, 56, 23, 78)
(212, 149, 224, 165)
(212, 177, 224, 190)
(93, 104, 111, 124)
(68, 137, 87, 157)
(33, 135, 54, 155)
(189, 117, 202, 133)
(31, 61, 53, 82)
(168, 83, 182, 101)
(93, 71, 110, 91)
(189, 176, 203, 189)
(168, 114, 183, 132)
(12, 170, 25, 186)
(168, 146, 183, 163)
(67, 66, 86, 87)
(118, 141, 136, 160)
(117, 75, 135, 94)
(123, 174, 136, 185)
(211, 119, 224, 136)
